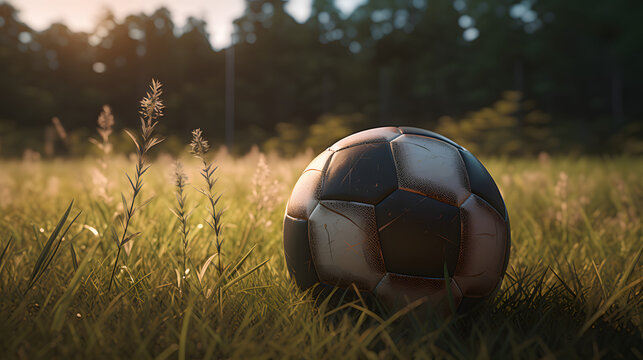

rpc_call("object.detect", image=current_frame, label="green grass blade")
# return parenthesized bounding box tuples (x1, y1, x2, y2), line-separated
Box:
(221, 258, 269, 292)
(197, 253, 219, 284)
(0, 236, 13, 274)
(616, 246, 642, 291)
(178, 299, 195, 360)
(26, 200, 74, 293)
(69, 243, 78, 272)
(35, 210, 82, 286)
(32, 225, 42, 250)
(154, 345, 179, 360)
(50, 242, 98, 332)
(227, 244, 257, 277)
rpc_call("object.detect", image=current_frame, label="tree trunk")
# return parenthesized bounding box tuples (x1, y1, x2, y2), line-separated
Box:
(611, 64, 624, 127)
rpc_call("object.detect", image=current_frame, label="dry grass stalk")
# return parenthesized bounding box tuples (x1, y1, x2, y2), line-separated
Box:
(90, 105, 115, 157)
(22, 148, 41, 162)
(51, 117, 69, 146)
(190, 129, 224, 277)
(108, 79, 164, 292)
(44, 126, 55, 157)
(190, 128, 227, 310)
(248, 153, 280, 229)
(90, 105, 115, 202)
(170, 161, 193, 277)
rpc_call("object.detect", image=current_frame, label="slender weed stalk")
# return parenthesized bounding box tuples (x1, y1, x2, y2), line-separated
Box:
(91, 105, 115, 153)
(187, 135, 270, 304)
(248, 153, 279, 228)
(51, 116, 69, 148)
(108, 79, 164, 292)
(170, 161, 193, 277)
(44, 126, 55, 157)
(89, 105, 115, 202)
(240, 153, 280, 249)
(190, 129, 224, 277)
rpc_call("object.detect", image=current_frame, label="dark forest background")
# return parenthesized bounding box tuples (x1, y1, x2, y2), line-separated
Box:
(0, 0, 642, 157)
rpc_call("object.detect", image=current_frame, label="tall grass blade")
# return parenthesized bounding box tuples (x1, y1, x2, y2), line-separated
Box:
(155, 345, 178, 360)
(32, 225, 42, 250)
(69, 243, 78, 272)
(616, 247, 642, 290)
(221, 258, 269, 292)
(50, 242, 99, 332)
(0, 236, 13, 274)
(227, 244, 257, 277)
(197, 253, 218, 284)
(179, 299, 195, 360)
(38, 211, 82, 282)
(28, 201, 73, 283)
(25, 201, 79, 294)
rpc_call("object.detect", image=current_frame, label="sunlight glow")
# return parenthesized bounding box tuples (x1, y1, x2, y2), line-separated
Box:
(13, 0, 366, 49)
(92, 62, 106, 73)
(463, 27, 479, 42)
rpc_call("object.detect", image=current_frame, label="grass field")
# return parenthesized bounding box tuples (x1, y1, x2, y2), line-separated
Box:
(0, 152, 641, 359)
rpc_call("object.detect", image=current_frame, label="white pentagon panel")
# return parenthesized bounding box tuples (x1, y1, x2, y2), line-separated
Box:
(391, 135, 471, 206)
(305, 149, 333, 172)
(455, 194, 508, 298)
(286, 170, 323, 220)
(330, 127, 401, 151)
(308, 200, 386, 291)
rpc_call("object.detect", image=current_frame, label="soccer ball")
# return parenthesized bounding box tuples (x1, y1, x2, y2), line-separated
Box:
(283, 127, 510, 313)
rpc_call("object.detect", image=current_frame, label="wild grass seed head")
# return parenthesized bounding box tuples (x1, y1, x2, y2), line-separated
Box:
(90, 105, 116, 202)
(174, 161, 188, 190)
(139, 79, 164, 132)
(190, 128, 210, 160)
(90, 105, 115, 156)
(249, 153, 280, 227)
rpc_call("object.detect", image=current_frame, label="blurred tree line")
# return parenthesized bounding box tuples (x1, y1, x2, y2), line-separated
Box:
(0, 0, 641, 157)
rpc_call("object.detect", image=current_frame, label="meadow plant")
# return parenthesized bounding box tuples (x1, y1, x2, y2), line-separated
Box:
(90, 105, 115, 158)
(190, 128, 224, 276)
(248, 153, 280, 229)
(43, 126, 55, 157)
(108, 79, 164, 291)
(90, 105, 115, 202)
(170, 161, 193, 277)
(51, 116, 69, 147)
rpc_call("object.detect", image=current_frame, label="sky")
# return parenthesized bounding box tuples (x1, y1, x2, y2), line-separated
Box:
(9, 0, 366, 49)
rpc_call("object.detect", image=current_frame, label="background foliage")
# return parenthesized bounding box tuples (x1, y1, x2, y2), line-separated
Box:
(0, 0, 642, 156)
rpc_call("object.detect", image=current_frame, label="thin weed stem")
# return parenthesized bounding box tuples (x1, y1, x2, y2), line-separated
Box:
(90, 105, 115, 201)
(171, 161, 192, 277)
(190, 128, 224, 311)
(108, 79, 164, 292)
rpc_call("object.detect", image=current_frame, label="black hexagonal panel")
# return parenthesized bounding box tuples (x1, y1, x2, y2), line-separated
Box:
(283, 215, 319, 290)
(321, 142, 398, 205)
(398, 126, 463, 150)
(376, 189, 461, 277)
(458, 149, 506, 219)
